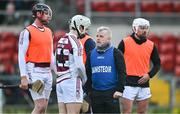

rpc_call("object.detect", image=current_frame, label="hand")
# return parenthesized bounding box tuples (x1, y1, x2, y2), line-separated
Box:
(19, 76, 28, 90)
(113, 91, 122, 98)
(81, 99, 89, 113)
(138, 74, 150, 84)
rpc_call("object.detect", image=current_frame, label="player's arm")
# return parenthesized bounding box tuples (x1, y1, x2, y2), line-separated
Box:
(73, 44, 87, 85)
(114, 48, 126, 93)
(117, 40, 125, 53)
(84, 38, 96, 55)
(74, 54, 87, 85)
(148, 44, 161, 78)
(50, 34, 57, 73)
(84, 52, 92, 94)
(18, 29, 30, 89)
(50, 52, 57, 74)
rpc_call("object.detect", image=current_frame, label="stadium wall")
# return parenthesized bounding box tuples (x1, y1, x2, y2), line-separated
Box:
(89, 24, 180, 46)
(0, 24, 179, 47)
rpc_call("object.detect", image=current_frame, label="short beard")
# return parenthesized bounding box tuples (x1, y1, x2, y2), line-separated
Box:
(38, 17, 48, 25)
(41, 20, 48, 25)
(139, 35, 147, 42)
(97, 43, 111, 52)
(136, 34, 147, 42)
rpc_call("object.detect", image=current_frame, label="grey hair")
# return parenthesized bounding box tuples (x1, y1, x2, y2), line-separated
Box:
(97, 26, 112, 38)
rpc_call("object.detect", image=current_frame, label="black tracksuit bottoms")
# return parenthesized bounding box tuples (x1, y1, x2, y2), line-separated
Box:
(90, 88, 120, 114)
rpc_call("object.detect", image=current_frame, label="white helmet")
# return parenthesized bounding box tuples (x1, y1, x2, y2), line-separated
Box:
(69, 15, 91, 35)
(132, 18, 150, 33)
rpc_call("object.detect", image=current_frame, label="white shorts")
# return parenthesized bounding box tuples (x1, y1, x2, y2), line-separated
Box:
(56, 77, 83, 104)
(122, 86, 151, 101)
(27, 62, 53, 100)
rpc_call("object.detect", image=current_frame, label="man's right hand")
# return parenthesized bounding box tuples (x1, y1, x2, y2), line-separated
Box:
(113, 91, 122, 99)
(19, 76, 28, 90)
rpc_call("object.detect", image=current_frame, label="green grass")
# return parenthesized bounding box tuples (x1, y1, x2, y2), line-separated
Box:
(3, 104, 58, 114)
(2, 104, 180, 114)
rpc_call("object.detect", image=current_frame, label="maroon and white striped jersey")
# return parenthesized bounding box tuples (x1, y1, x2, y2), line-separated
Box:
(54, 33, 87, 84)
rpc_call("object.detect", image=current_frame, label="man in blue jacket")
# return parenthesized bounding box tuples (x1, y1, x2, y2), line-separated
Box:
(84, 26, 126, 113)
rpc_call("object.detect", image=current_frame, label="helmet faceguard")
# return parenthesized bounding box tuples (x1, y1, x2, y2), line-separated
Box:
(32, 3, 52, 19)
(69, 15, 91, 38)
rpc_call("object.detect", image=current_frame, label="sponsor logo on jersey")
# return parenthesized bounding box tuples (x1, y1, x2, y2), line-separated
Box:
(97, 56, 104, 59)
(92, 66, 112, 73)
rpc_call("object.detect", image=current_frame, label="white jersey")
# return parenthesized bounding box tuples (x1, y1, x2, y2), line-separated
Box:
(54, 33, 87, 85)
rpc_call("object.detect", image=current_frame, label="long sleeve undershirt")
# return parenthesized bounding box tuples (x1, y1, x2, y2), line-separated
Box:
(18, 29, 29, 77)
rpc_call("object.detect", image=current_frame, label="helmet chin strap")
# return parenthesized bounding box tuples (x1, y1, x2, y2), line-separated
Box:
(73, 21, 84, 39)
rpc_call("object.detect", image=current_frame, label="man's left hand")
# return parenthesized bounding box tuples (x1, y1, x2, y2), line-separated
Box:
(138, 74, 150, 84)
